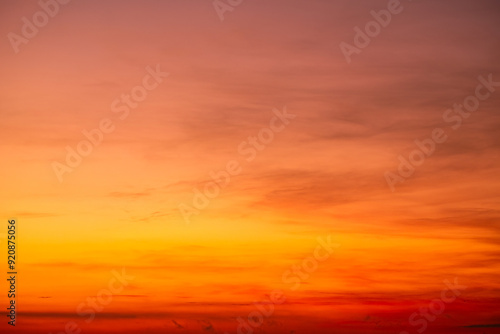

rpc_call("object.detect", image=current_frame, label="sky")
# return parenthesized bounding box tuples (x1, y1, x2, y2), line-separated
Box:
(1, 0, 500, 333)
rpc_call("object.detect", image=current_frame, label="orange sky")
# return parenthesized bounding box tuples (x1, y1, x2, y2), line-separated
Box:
(1, 0, 500, 333)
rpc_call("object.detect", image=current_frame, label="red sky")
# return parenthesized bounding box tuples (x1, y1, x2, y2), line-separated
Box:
(1, 0, 500, 333)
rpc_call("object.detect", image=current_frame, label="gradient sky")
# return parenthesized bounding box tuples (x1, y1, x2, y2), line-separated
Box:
(1, 0, 500, 333)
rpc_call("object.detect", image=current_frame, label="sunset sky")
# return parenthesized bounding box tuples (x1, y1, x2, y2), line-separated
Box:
(1, 0, 500, 333)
